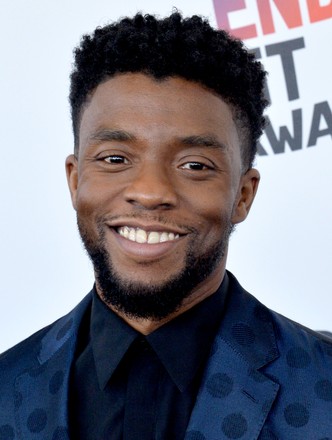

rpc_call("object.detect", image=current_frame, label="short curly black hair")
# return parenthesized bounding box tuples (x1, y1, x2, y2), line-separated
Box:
(70, 12, 268, 169)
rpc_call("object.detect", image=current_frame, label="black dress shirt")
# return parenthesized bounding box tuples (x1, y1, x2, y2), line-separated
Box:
(70, 275, 229, 440)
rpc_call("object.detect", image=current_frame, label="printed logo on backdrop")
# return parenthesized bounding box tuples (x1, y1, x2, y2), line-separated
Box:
(213, 0, 332, 156)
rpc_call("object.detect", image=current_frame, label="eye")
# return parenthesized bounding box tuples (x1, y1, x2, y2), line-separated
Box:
(180, 161, 211, 171)
(103, 155, 129, 164)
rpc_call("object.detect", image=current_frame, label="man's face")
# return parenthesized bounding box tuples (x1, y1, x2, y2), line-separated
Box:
(66, 73, 259, 319)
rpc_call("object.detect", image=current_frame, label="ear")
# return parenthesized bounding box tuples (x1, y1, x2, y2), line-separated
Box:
(231, 168, 260, 224)
(65, 154, 78, 210)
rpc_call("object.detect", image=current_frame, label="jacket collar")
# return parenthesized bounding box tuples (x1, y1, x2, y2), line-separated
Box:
(218, 271, 279, 368)
(185, 271, 280, 440)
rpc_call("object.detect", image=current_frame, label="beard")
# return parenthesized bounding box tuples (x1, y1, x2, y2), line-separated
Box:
(78, 216, 234, 321)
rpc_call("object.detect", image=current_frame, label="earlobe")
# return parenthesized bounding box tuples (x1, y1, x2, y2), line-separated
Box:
(231, 168, 260, 224)
(65, 154, 78, 210)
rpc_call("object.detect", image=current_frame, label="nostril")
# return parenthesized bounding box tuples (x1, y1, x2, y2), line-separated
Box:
(126, 198, 174, 210)
(124, 184, 177, 209)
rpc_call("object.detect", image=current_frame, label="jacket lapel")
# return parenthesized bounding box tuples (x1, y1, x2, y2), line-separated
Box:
(15, 293, 92, 440)
(185, 272, 280, 440)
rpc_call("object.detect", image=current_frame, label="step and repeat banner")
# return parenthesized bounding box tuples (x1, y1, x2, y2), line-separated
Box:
(0, 0, 331, 352)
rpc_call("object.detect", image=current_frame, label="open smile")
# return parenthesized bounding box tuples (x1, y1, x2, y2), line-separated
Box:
(105, 221, 188, 260)
(117, 226, 180, 244)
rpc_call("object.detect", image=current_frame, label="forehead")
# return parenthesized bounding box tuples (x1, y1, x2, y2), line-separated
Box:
(79, 73, 241, 159)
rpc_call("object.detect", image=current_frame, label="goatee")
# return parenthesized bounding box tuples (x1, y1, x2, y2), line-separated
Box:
(78, 218, 234, 320)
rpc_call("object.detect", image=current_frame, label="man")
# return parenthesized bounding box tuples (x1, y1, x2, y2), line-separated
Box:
(1, 12, 331, 440)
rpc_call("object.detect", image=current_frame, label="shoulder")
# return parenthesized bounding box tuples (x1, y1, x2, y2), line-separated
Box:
(227, 270, 332, 354)
(0, 322, 57, 381)
(222, 271, 332, 378)
(223, 273, 332, 432)
(0, 292, 93, 385)
(269, 307, 332, 370)
(0, 320, 59, 427)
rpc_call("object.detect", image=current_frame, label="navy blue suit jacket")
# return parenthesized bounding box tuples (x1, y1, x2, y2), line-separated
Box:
(1, 272, 332, 439)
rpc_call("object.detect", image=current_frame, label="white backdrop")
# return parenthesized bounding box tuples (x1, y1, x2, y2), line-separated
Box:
(0, 0, 331, 353)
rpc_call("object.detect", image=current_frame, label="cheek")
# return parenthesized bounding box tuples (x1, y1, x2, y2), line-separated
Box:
(185, 186, 235, 228)
(75, 174, 116, 217)
(75, 183, 108, 248)
(75, 186, 98, 219)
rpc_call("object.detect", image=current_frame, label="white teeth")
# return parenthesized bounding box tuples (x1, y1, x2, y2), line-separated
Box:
(128, 229, 135, 241)
(148, 231, 160, 244)
(117, 227, 180, 244)
(160, 232, 169, 243)
(136, 229, 147, 243)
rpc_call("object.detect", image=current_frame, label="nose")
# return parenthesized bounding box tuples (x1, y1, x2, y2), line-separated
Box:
(123, 163, 178, 210)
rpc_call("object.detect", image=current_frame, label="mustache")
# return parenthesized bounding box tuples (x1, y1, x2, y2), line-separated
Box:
(103, 213, 198, 234)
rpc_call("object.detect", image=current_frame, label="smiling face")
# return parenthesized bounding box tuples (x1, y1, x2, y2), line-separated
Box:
(66, 73, 259, 321)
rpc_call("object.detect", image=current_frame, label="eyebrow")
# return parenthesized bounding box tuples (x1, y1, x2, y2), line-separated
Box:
(87, 129, 227, 151)
(88, 129, 137, 144)
(179, 135, 227, 151)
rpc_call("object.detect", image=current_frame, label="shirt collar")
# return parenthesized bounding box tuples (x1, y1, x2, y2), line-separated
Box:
(91, 295, 138, 390)
(146, 274, 229, 391)
(91, 273, 229, 392)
